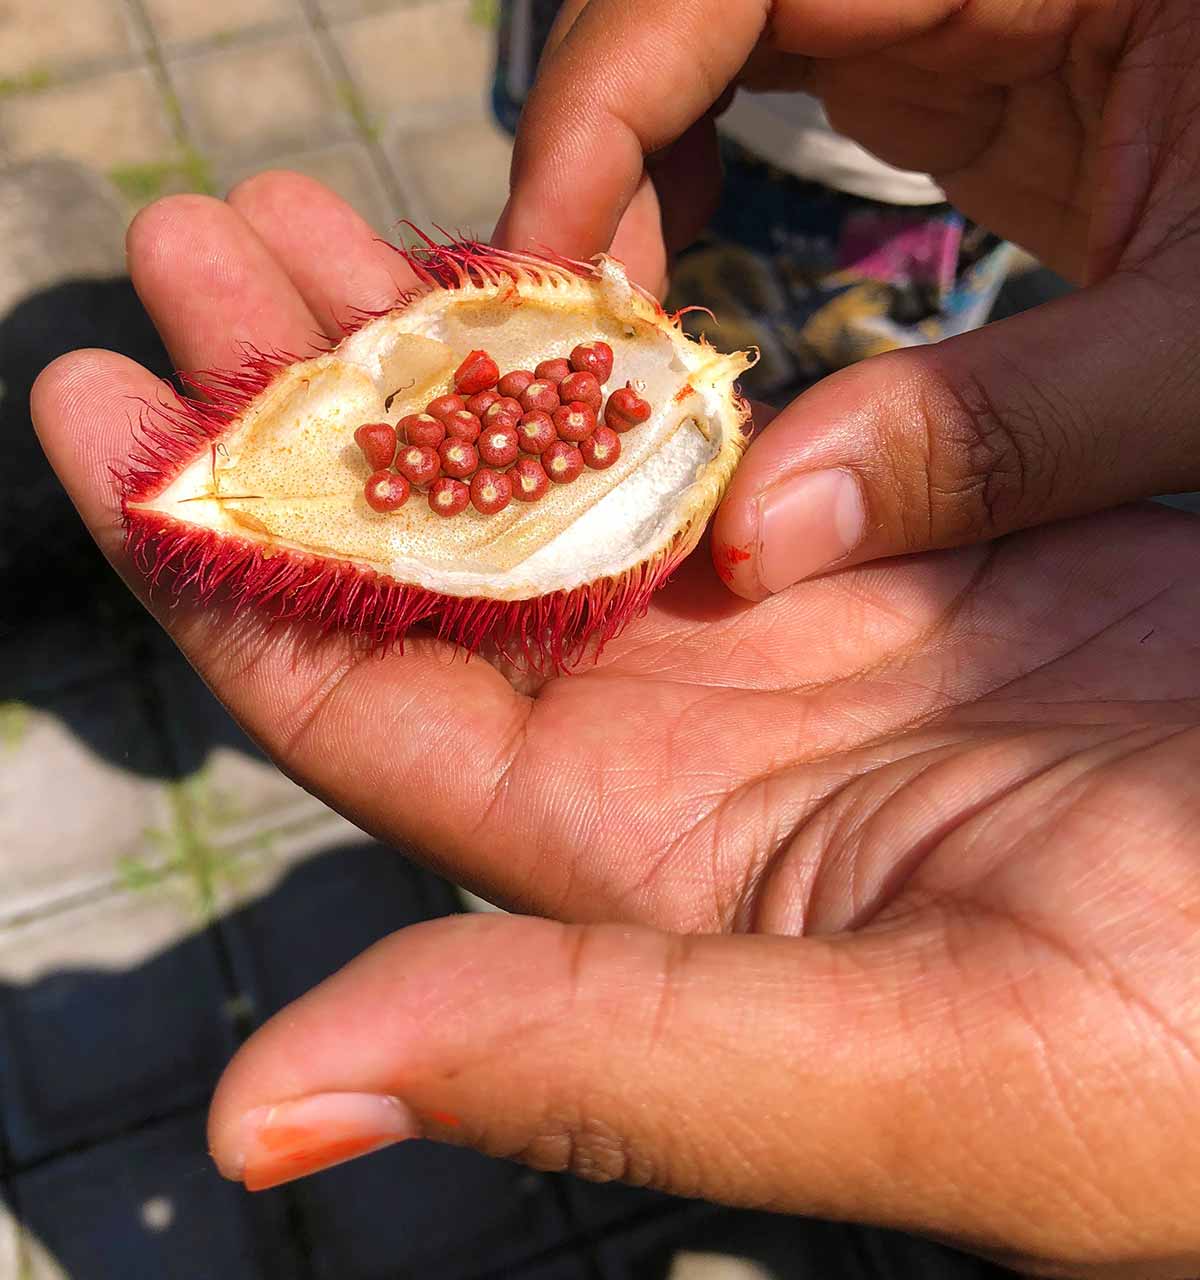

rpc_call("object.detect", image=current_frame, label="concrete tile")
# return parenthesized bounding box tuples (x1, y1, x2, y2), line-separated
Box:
(294, 1139, 572, 1279)
(219, 140, 395, 234)
(0, 1197, 20, 1278)
(0, 890, 234, 1163)
(0, 677, 174, 923)
(219, 835, 458, 1022)
(316, 0, 429, 20)
(150, 651, 340, 851)
(334, 0, 493, 130)
(169, 32, 346, 158)
(0, 68, 174, 170)
(14, 1113, 299, 1279)
(141, 0, 300, 49)
(563, 1173, 679, 1232)
(0, 0, 138, 80)
(390, 100, 511, 238)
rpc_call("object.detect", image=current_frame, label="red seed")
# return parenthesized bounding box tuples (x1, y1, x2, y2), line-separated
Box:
(363, 469, 410, 512)
(478, 423, 519, 467)
(570, 340, 614, 384)
(470, 468, 513, 515)
(553, 401, 596, 443)
(534, 357, 571, 385)
(439, 438, 479, 480)
(399, 412, 445, 448)
(443, 408, 482, 443)
(395, 444, 440, 488)
(483, 397, 523, 427)
(604, 383, 651, 433)
(510, 457, 550, 502)
(559, 371, 601, 412)
(516, 410, 556, 454)
(543, 440, 584, 484)
(428, 476, 470, 517)
(354, 422, 397, 470)
(453, 349, 499, 395)
(466, 388, 501, 417)
(426, 393, 466, 420)
(519, 380, 560, 414)
(580, 425, 621, 470)
(497, 369, 535, 398)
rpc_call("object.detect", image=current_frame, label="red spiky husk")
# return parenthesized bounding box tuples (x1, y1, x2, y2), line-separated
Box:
(118, 236, 691, 672)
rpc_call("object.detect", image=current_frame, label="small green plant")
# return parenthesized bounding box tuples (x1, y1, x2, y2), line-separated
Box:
(108, 147, 215, 206)
(336, 79, 380, 144)
(469, 0, 500, 29)
(0, 68, 54, 97)
(0, 701, 29, 753)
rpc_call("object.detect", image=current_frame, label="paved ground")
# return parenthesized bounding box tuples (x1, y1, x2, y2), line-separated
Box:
(4, 1, 1195, 1277)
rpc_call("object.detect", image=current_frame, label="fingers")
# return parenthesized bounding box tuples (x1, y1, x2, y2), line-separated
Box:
(208, 914, 957, 1210)
(495, 0, 762, 261)
(126, 193, 323, 370)
(712, 272, 1200, 600)
(32, 347, 535, 890)
(226, 170, 419, 335)
(204, 909, 1188, 1273)
(495, 0, 963, 263)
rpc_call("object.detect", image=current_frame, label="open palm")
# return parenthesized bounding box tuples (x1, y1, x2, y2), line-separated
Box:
(33, 175, 1200, 1278)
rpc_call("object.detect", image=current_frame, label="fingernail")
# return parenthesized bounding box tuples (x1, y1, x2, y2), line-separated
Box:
(224, 1092, 420, 1192)
(756, 469, 865, 594)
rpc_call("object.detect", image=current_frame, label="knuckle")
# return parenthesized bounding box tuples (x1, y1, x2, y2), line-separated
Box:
(897, 357, 1082, 545)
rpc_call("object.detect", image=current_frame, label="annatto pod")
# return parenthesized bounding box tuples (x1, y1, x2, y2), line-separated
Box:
(121, 235, 754, 671)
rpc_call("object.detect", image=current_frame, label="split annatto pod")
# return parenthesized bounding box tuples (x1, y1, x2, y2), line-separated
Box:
(121, 235, 754, 671)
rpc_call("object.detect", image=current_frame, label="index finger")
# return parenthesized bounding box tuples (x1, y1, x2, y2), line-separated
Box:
(495, 0, 960, 261)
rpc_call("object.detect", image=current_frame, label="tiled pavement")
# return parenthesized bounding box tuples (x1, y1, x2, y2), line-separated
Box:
(0, 0, 513, 238)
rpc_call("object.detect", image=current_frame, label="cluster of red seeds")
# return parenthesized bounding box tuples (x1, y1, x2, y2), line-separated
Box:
(355, 340, 651, 517)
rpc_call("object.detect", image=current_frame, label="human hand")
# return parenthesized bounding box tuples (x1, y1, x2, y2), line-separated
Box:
(31, 175, 1200, 1278)
(496, 0, 1200, 600)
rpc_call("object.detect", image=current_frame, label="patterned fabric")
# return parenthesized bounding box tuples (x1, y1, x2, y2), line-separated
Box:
(491, 0, 1015, 405)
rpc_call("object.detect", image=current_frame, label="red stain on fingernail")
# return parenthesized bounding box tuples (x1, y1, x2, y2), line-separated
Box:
(714, 542, 751, 584)
(244, 1134, 397, 1192)
(426, 1109, 463, 1128)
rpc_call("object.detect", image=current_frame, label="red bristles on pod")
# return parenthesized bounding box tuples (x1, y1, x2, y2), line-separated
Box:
(510, 457, 550, 502)
(570, 341, 614, 384)
(543, 440, 584, 484)
(364, 470, 410, 512)
(354, 422, 397, 470)
(428, 476, 470, 517)
(470, 468, 512, 515)
(453, 349, 499, 395)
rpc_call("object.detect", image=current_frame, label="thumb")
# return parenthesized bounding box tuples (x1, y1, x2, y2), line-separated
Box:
(711, 272, 1200, 600)
(209, 915, 947, 1203)
(209, 914, 1039, 1258)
